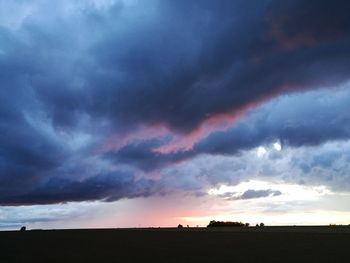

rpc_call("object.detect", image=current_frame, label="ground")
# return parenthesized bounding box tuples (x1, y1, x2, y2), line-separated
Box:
(1, 226, 349, 262)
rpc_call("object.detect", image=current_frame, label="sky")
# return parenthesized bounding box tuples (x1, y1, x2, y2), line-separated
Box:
(1, 0, 350, 229)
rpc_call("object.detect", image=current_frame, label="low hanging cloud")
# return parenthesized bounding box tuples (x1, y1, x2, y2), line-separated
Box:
(0, 171, 159, 206)
(194, 85, 350, 154)
(2, 0, 350, 132)
(105, 86, 350, 172)
(237, 189, 282, 200)
(215, 189, 282, 200)
(1, 0, 350, 206)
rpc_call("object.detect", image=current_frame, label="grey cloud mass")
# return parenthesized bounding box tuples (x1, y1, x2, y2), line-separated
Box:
(1, 0, 350, 205)
(194, 85, 350, 154)
(239, 189, 282, 200)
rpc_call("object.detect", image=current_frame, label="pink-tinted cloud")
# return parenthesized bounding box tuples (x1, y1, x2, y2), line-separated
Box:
(98, 103, 260, 156)
(154, 103, 259, 154)
(96, 124, 171, 153)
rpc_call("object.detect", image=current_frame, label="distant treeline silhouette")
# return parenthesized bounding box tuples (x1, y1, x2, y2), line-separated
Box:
(207, 220, 250, 227)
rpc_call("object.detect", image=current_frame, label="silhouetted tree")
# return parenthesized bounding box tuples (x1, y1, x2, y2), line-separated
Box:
(20, 226, 26, 231)
(259, 223, 265, 227)
(245, 223, 250, 227)
(177, 224, 183, 228)
(207, 220, 246, 227)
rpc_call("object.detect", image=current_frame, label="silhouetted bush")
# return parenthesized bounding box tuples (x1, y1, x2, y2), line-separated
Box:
(207, 220, 246, 227)
(20, 226, 26, 232)
(259, 223, 265, 227)
(177, 224, 183, 228)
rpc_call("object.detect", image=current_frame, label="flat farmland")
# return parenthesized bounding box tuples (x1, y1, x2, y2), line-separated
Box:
(1, 226, 349, 263)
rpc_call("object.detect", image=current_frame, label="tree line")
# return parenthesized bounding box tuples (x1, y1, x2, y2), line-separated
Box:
(207, 220, 265, 227)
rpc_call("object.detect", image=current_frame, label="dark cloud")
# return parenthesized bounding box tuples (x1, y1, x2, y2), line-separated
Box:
(80, 0, 350, 132)
(216, 189, 281, 200)
(0, 171, 158, 206)
(194, 87, 350, 154)
(1, 0, 350, 206)
(3, 0, 347, 132)
(104, 138, 193, 171)
(105, 87, 350, 172)
(0, 109, 67, 201)
(237, 189, 282, 200)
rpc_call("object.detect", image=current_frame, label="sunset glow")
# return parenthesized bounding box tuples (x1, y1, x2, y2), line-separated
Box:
(1, 0, 350, 230)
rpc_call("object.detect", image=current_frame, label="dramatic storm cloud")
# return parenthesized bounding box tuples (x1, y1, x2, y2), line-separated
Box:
(1, 0, 350, 227)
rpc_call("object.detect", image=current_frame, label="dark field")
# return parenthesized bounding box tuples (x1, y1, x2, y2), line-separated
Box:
(1, 226, 349, 263)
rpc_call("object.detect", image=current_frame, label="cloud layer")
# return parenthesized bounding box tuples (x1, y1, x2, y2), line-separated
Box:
(1, 0, 350, 206)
